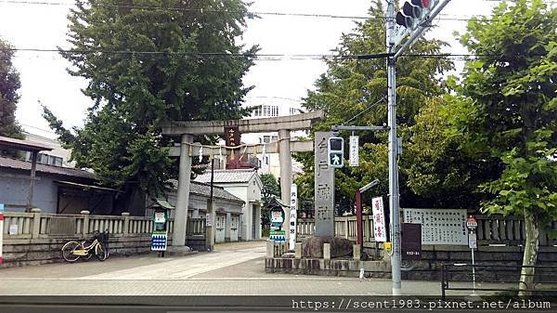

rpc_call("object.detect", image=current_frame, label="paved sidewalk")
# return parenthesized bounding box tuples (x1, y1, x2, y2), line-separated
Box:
(0, 240, 486, 297)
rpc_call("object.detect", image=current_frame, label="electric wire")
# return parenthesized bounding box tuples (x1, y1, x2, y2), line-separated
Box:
(0, 0, 532, 22)
(0, 47, 526, 62)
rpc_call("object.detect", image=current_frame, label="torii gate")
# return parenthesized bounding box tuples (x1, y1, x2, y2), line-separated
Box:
(161, 110, 323, 252)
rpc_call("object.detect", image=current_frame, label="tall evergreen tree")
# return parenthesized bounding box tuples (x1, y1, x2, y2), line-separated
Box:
(296, 1, 453, 210)
(44, 0, 258, 198)
(0, 38, 24, 150)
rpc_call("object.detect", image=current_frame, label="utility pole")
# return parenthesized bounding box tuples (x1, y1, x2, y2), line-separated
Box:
(386, 0, 401, 296)
(385, 0, 451, 296)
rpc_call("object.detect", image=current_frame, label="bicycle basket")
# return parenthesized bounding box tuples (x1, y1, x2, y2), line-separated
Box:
(93, 231, 109, 245)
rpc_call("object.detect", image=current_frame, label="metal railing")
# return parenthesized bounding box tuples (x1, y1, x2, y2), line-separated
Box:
(441, 263, 557, 299)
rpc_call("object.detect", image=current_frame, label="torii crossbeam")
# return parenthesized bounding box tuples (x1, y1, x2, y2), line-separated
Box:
(161, 111, 323, 251)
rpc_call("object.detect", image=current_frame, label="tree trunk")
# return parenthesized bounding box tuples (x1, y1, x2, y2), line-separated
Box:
(519, 209, 540, 297)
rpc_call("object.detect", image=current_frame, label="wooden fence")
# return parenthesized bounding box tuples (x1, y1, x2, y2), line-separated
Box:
(296, 214, 557, 246)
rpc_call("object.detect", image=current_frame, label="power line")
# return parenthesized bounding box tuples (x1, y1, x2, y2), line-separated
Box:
(0, 0, 371, 19)
(1, 47, 525, 61)
(1, 0, 555, 22)
(0, 0, 501, 22)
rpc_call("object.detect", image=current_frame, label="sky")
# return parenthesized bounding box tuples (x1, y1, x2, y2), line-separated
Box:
(0, 0, 501, 139)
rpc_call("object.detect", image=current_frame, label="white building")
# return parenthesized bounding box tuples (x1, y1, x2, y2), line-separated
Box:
(241, 97, 308, 180)
(194, 168, 263, 241)
(24, 132, 75, 168)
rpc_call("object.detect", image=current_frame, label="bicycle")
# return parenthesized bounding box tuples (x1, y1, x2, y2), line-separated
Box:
(61, 230, 109, 263)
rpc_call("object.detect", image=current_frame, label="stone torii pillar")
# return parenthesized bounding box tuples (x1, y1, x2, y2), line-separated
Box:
(172, 134, 193, 249)
(161, 111, 323, 248)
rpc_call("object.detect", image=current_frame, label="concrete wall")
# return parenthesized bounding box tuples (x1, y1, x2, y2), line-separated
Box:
(265, 244, 557, 281)
(1, 234, 163, 268)
(0, 171, 58, 213)
(0, 211, 182, 268)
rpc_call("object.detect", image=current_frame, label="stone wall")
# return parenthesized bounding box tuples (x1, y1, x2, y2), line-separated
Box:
(0, 211, 208, 268)
(265, 241, 557, 282)
(265, 257, 391, 278)
(1, 234, 166, 268)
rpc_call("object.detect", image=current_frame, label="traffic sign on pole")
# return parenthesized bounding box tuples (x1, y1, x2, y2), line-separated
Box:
(466, 215, 478, 230)
(327, 137, 344, 168)
(349, 136, 359, 166)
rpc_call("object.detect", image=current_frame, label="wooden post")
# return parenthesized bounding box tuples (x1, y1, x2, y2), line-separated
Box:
(356, 190, 363, 246)
(27, 152, 38, 211)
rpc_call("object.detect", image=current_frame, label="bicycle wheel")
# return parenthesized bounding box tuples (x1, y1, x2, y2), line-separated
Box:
(61, 241, 81, 263)
(94, 242, 108, 261)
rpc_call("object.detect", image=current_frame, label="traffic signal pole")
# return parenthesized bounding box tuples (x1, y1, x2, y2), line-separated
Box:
(385, 0, 451, 296)
(393, 0, 452, 59)
(386, 0, 402, 296)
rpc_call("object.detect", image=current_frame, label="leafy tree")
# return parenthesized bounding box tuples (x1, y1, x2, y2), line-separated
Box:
(296, 1, 453, 211)
(44, 0, 257, 199)
(259, 173, 280, 232)
(0, 37, 24, 154)
(404, 93, 503, 209)
(455, 0, 557, 294)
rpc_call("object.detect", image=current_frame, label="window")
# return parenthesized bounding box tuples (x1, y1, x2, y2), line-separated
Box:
(271, 135, 278, 142)
(290, 107, 299, 115)
(52, 156, 63, 167)
(26, 152, 64, 167)
(252, 106, 262, 117)
(262, 135, 271, 143)
(252, 105, 279, 117)
(263, 106, 270, 116)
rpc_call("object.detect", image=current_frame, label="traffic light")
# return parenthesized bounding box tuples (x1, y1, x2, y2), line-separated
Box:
(328, 137, 344, 168)
(396, 0, 436, 29)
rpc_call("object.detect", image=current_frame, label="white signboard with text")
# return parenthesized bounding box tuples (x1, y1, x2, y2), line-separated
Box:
(349, 135, 359, 167)
(404, 208, 467, 245)
(289, 184, 298, 250)
(371, 197, 387, 242)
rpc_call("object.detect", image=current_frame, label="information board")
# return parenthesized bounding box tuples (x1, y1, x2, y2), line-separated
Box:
(403, 208, 467, 245)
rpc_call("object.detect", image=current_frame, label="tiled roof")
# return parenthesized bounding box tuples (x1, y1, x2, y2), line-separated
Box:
(168, 180, 243, 203)
(0, 135, 52, 152)
(190, 181, 244, 203)
(194, 169, 257, 184)
(0, 156, 95, 179)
